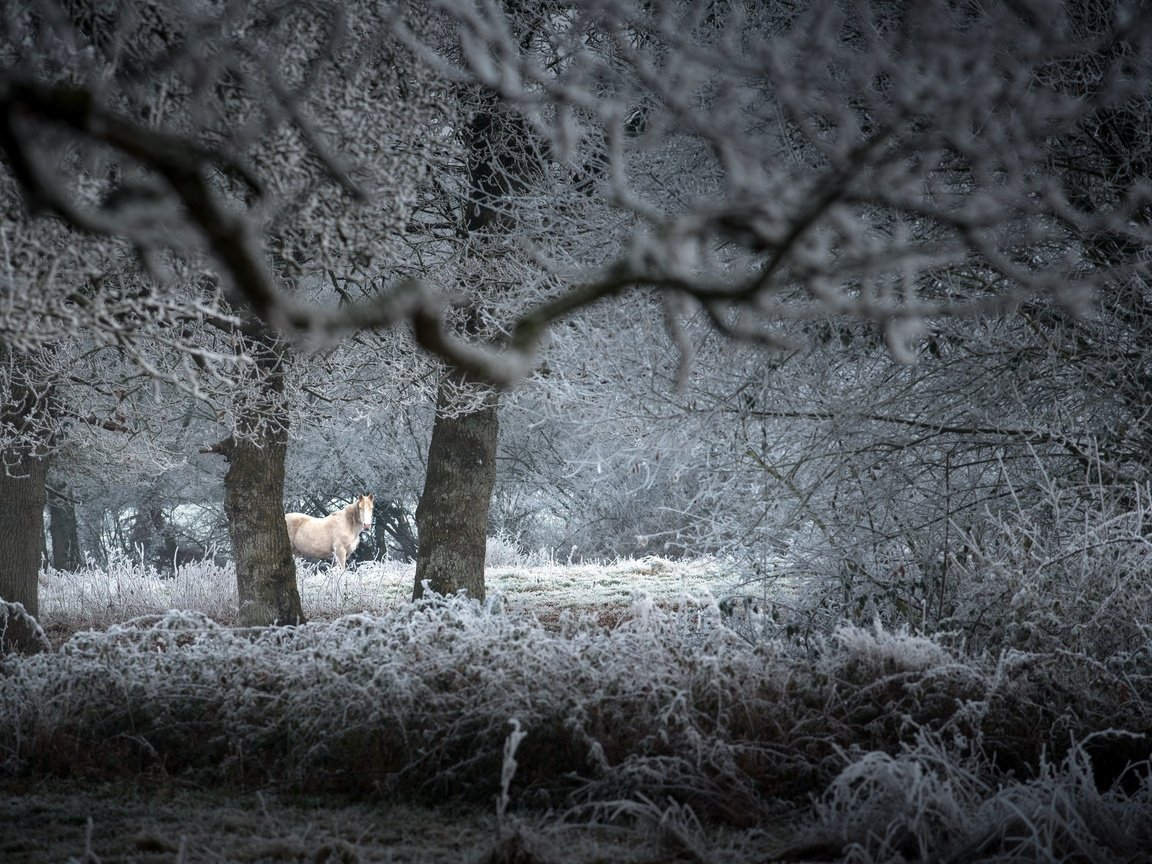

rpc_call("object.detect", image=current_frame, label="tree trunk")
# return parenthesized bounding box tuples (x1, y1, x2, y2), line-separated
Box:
(410, 101, 539, 602)
(47, 485, 82, 571)
(210, 333, 304, 627)
(0, 454, 48, 652)
(221, 424, 304, 626)
(413, 377, 499, 601)
(0, 347, 53, 653)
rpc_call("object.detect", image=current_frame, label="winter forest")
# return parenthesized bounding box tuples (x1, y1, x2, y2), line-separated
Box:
(2, 0, 1152, 860)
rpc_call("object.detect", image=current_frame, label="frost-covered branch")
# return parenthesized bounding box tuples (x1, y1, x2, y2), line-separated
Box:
(5, 0, 1151, 386)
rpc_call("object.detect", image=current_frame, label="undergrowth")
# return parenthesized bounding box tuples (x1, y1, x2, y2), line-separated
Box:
(2, 596, 1150, 862)
(761, 479, 1152, 673)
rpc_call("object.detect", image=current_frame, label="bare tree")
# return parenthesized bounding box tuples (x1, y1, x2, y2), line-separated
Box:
(0, 323, 148, 649)
(412, 95, 549, 600)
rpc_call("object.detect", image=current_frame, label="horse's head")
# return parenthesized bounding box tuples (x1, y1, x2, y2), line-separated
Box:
(357, 493, 375, 532)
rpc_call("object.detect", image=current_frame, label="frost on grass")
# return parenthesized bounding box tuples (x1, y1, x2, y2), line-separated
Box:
(36, 554, 728, 634)
(4, 593, 1152, 861)
(4, 596, 772, 813)
(831, 621, 953, 673)
(800, 738, 1152, 863)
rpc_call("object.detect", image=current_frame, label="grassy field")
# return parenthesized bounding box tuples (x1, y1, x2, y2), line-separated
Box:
(37, 554, 741, 635)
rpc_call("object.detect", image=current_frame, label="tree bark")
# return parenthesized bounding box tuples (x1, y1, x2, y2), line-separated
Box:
(410, 101, 540, 602)
(0, 346, 53, 653)
(0, 460, 50, 653)
(211, 335, 304, 626)
(47, 484, 82, 571)
(413, 376, 499, 601)
(221, 425, 303, 625)
(0, 454, 48, 652)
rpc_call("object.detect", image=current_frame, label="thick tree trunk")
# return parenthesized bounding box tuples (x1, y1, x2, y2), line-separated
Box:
(0, 454, 48, 652)
(411, 101, 539, 602)
(0, 347, 53, 653)
(209, 332, 304, 627)
(413, 378, 499, 601)
(222, 423, 304, 626)
(47, 486, 81, 571)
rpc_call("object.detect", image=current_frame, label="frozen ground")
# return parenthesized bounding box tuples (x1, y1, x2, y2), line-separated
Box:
(0, 783, 495, 864)
(307, 555, 743, 622)
(37, 553, 760, 635)
(1, 781, 714, 864)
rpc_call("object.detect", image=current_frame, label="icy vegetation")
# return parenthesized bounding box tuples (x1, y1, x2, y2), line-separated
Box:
(6, 557, 1152, 862)
(36, 551, 733, 635)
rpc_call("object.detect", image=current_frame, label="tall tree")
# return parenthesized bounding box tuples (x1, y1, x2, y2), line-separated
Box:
(46, 483, 81, 571)
(414, 372, 499, 599)
(0, 328, 139, 648)
(413, 102, 544, 600)
(208, 332, 303, 624)
(0, 347, 51, 652)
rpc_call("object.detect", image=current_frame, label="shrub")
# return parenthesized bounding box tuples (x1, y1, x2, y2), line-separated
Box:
(3, 599, 1150, 843)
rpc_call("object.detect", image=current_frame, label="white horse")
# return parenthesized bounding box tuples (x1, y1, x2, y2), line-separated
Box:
(285, 493, 374, 570)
